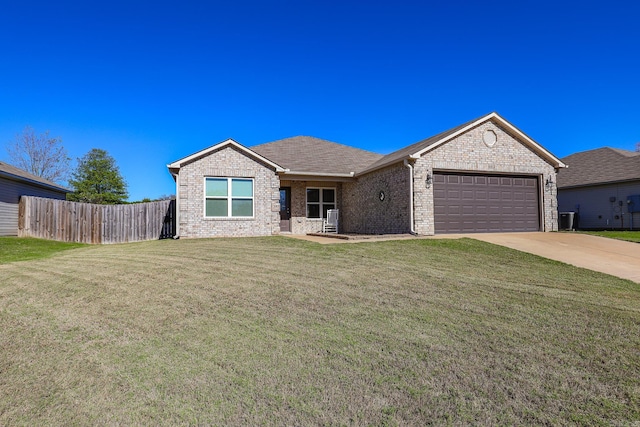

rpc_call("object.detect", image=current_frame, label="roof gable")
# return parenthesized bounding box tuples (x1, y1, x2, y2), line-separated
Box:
(357, 112, 566, 175)
(558, 147, 640, 188)
(167, 139, 286, 173)
(251, 136, 383, 176)
(0, 161, 69, 193)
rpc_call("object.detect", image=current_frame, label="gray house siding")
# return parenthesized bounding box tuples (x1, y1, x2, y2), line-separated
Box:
(558, 181, 640, 230)
(0, 176, 67, 236)
(0, 201, 18, 236)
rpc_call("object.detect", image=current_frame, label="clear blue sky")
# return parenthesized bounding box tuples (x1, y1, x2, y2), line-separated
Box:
(1, 0, 639, 201)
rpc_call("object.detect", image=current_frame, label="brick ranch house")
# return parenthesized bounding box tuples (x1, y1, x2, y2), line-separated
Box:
(167, 112, 566, 238)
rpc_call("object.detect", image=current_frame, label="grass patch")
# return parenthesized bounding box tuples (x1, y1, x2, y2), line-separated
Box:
(0, 237, 87, 264)
(0, 236, 639, 425)
(579, 230, 640, 243)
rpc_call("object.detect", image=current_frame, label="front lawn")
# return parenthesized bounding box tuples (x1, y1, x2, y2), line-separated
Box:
(0, 237, 638, 425)
(579, 230, 640, 243)
(0, 237, 86, 263)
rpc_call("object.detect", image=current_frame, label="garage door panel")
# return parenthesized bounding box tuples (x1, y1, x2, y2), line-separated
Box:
(434, 173, 540, 234)
(501, 191, 513, 200)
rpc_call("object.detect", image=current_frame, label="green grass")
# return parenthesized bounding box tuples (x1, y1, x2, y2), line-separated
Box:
(579, 230, 640, 243)
(0, 237, 87, 263)
(0, 236, 639, 425)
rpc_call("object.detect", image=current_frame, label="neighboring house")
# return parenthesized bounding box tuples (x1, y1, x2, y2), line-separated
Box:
(558, 147, 640, 230)
(0, 161, 69, 236)
(167, 112, 565, 238)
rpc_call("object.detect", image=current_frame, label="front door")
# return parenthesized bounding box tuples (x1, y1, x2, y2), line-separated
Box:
(279, 187, 291, 232)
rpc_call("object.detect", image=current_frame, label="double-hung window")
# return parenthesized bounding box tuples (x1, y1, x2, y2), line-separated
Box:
(205, 178, 254, 217)
(306, 187, 335, 219)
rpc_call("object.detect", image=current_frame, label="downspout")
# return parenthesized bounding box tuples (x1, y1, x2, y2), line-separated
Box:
(172, 171, 180, 239)
(404, 159, 416, 234)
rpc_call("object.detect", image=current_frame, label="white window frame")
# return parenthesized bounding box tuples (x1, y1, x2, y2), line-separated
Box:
(204, 177, 254, 218)
(306, 187, 336, 219)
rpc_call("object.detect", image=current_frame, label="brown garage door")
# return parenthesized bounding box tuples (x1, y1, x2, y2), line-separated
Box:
(433, 173, 540, 233)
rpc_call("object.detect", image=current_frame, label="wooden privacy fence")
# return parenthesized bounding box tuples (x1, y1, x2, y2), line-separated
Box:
(19, 196, 176, 244)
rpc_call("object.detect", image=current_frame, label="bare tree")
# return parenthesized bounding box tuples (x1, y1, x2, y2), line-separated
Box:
(636, 142, 640, 152)
(6, 126, 71, 183)
(155, 194, 176, 201)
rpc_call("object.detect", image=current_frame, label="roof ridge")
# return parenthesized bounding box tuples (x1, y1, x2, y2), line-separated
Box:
(252, 135, 382, 155)
(562, 146, 639, 159)
(607, 147, 640, 157)
(250, 135, 383, 175)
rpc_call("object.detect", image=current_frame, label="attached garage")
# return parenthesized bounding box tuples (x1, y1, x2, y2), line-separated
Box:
(351, 113, 565, 235)
(433, 172, 540, 233)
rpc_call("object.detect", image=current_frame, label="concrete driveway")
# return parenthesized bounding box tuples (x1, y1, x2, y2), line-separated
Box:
(467, 232, 640, 283)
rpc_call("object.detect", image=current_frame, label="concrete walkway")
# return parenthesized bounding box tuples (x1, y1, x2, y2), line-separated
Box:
(285, 232, 640, 283)
(467, 232, 640, 283)
(285, 233, 418, 244)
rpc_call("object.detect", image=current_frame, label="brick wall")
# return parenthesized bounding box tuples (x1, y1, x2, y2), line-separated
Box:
(413, 119, 558, 235)
(341, 163, 411, 234)
(177, 146, 280, 237)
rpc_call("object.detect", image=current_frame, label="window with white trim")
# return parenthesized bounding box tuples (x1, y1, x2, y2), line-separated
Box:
(306, 187, 336, 219)
(205, 178, 254, 217)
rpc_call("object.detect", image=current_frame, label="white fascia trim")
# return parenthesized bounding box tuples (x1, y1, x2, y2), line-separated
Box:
(167, 139, 286, 172)
(280, 170, 355, 178)
(411, 112, 567, 169)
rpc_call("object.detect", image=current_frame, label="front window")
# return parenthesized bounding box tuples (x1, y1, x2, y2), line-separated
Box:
(205, 178, 253, 217)
(306, 187, 335, 218)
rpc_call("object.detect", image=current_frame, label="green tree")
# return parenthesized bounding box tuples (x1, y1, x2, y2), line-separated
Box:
(68, 148, 128, 204)
(6, 126, 70, 183)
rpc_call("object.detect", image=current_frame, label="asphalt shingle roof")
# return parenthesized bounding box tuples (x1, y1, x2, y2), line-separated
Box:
(169, 112, 562, 179)
(357, 115, 486, 175)
(557, 147, 640, 188)
(0, 161, 68, 192)
(251, 136, 383, 175)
